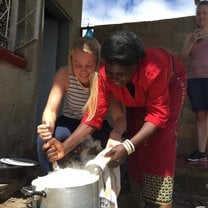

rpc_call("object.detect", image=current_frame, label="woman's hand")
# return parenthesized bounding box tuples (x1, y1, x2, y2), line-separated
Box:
(42, 138, 65, 162)
(37, 123, 53, 141)
(190, 29, 204, 43)
(104, 143, 128, 168)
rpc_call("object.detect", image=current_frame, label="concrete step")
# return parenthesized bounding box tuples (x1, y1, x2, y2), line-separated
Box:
(174, 155, 208, 197)
(173, 192, 208, 208)
(173, 155, 208, 207)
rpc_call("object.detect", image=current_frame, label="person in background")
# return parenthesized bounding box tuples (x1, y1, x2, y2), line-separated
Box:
(45, 30, 186, 208)
(179, 1, 208, 162)
(37, 36, 126, 175)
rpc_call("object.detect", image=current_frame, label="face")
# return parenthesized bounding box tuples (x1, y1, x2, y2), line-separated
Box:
(105, 63, 137, 86)
(71, 50, 97, 87)
(196, 5, 208, 28)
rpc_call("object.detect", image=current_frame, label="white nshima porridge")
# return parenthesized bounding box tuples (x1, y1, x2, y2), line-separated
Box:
(32, 168, 99, 191)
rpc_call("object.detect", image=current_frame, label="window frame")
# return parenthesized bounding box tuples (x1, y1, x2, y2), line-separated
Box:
(0, 0, 42, 51)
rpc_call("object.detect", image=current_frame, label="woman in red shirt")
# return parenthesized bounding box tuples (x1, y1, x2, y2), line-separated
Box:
(46, 30, 186, 208)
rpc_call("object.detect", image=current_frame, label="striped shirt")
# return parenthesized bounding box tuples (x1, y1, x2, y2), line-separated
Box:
(63, 73, 89, 119)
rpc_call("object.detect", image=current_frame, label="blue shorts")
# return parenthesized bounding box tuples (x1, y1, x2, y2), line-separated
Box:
(187, 78, 208, 111)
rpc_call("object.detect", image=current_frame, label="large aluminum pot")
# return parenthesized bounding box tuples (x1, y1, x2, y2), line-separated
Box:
(22, 168, 99, 208)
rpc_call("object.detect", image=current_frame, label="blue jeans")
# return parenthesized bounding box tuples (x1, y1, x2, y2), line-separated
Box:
(37, 115, 112, 175)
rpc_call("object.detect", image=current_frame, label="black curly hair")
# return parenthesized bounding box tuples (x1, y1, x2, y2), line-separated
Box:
(101, 30, 145, 66)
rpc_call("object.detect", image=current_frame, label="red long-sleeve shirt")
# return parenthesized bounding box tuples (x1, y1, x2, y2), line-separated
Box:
(82, 48, 178, 129)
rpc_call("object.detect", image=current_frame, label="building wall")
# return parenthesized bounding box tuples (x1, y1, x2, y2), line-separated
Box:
(93, 16, 201, 155)
(54, 0, 83, 45)
(0, 0, 82, 158)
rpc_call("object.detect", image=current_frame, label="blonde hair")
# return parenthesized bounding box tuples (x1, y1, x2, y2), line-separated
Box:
(68, 37, 101, 72)
(84, 71, 99, 121)
(68, 37, 100, 121)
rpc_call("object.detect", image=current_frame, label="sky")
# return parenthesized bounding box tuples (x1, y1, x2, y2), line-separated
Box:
(81, 0, 197, 27)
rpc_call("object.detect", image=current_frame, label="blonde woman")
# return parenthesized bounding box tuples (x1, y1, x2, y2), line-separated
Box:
(37, 37, 126, 175)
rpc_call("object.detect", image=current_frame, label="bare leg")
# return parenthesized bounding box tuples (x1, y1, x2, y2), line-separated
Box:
(195, 111, 208, 152)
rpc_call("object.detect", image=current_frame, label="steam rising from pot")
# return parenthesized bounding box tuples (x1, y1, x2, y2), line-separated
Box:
(33, 137, 101, 191)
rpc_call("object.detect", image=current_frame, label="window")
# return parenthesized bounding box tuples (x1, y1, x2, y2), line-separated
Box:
(0, 0, 42, 51)
(0, 0, 11, 48)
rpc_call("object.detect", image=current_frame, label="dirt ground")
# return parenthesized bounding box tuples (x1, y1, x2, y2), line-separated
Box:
(1, 190, 208, 208)
(1, 189, 208, 208)
(0, 165, 41, 208)
(0, 197, 28, 208)
(0, 181, 33, 208)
